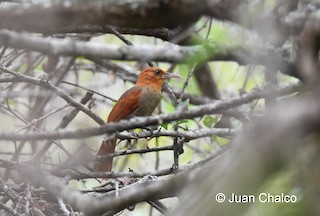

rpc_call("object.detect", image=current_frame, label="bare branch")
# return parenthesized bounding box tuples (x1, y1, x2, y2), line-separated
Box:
(116, 128, 235, 141)
(0, 0, 312, 48)
(0, 30, 296, 77)
(21, 166, 185, 215)
(0, 82, 300, 141)
(0, 0, 202, 32)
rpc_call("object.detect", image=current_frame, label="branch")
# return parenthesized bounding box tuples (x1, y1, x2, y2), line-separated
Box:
(54, 25, 191, 41)
(63, 168, 174, 180)
(116, 128, 235, 141)
(0, 30, 297, 77)
(0, 202, 19, 216)
(0, 82, 301, 141)
(70, 146, 228, 179)
(55, 145, 174, 173)
(296, 10, 320, 85)
(0, 0, 312, 47)
(21, 166, 186, 215)
(0, 0, 231, 33)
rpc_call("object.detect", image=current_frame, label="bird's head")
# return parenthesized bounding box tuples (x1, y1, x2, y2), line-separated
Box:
(136, 67, 181, 91)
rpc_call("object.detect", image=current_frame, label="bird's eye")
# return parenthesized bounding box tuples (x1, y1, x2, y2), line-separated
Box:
(154, 69, 161, 75)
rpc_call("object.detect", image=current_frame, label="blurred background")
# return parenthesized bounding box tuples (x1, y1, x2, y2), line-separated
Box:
(0, 0, 316, 215)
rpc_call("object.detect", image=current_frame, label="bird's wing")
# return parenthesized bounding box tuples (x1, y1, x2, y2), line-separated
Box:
(107, 86, 142, 122)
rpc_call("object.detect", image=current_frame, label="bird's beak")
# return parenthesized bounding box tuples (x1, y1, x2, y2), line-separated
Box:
(161, 72, 181, 79)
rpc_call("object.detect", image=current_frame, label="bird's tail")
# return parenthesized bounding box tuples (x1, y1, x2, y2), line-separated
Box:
(93, 139, 116, 172)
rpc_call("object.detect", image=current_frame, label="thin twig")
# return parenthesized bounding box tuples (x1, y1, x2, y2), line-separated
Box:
(31, 91, 94, 163)
(0, 65, 105, 125)
(61, 80, 117, 102)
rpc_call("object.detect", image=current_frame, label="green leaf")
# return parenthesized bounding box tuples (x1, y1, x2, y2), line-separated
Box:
(213, 136, 229, 147)
(161, 122, 170, 130)
(172, 119, 189, 129)
(203, 115, 219, 128)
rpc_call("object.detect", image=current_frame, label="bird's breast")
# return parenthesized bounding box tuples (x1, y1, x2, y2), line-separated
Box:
(135, 86, 161, 116)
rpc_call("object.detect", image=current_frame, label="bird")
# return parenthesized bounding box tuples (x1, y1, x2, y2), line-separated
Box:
(94, 67, 181, 173)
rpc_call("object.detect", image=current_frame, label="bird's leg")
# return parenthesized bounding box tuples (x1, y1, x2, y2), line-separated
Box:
(177, 137, 185, 155)
(125, 138, 137, 149)
(142, 125, 161, 140)
(141, 124, 159, 132)
(129, 130, 138, 138)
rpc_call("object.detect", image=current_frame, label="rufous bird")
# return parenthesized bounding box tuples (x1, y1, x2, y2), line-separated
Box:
(94, 67, 181, 172)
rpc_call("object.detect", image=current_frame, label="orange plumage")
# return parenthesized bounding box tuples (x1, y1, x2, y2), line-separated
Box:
(94, 67, 181, 173)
